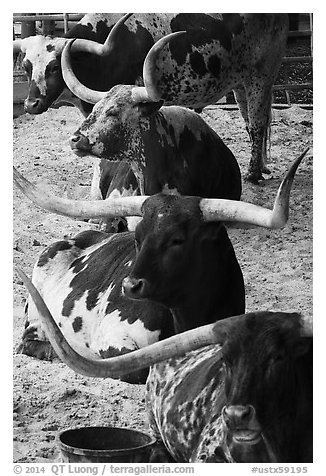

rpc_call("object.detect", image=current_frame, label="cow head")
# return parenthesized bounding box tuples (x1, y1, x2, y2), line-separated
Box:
(122, 193, 222, 309)
(69, 84, 163, 160)
(219, 312, 312, 462)
(60, 36, 170, 161)
(14, 35, 67, 114)
(13, 14, 135, 116)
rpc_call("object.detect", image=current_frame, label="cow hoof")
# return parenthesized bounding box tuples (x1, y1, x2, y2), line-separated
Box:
(17, 339, 58, 361)
(262, 166, 271, 175)
(244, 171, 264, 184)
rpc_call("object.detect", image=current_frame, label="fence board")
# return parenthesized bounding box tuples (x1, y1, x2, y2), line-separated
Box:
(273, 83, 312, 91)
(13, 14, 84, 22)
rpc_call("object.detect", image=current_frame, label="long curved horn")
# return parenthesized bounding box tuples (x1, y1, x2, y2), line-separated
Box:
(199, 149, 309, 228)
(15, 268, 239, 378)
(13, 166, 147, 219)
(143, 31, 187, 101)
(68, 14, 133, 56)
(16, 269, 312, 378)
(61, 39, 107, 104)
(62, 39, 152, 105)
(61, 14, 133, 104)
(13, 149, 308, 225)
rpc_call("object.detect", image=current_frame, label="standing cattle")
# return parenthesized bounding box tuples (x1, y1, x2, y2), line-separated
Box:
(13, 13, 171, 116)
(14, 151, 306, 384)
(61, 13, 289, 183)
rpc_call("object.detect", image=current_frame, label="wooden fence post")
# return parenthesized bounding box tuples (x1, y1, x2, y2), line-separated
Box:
(63, 13, 69, 34)
(19, 13, 36, 38)
(42, 18, 55, 36)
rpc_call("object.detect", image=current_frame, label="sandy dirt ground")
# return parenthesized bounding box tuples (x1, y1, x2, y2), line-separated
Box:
(13, 103, 313, 463)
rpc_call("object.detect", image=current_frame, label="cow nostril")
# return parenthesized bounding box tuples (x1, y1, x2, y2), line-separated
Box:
(132, 280, 144, 293)
(222, 405, 254, 426)
(30, 99, 40, 109)
(69, 134, 90, 151)
(24, 98, 43, 113)
(123, 277, 148, 298)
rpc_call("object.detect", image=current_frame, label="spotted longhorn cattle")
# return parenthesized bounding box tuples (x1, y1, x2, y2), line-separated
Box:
(146, 311, 312, 463)
(62, 45, 242, 203)
(69, 87, 242, 201)
(13, 13, 173, 116)
(14, 152, 305, 383)
(60, 13, 289, 183)
(13, 13, 171, 203)
(16, 284, 312, 462)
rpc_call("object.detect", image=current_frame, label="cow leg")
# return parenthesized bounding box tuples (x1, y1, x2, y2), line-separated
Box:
(16, 301, 57, 361)
(244, 82, 273, 183)
(145, 386, 176, 462)
(90, 158, 103, 200)
(90, 158, 112, 226)
(234, 85, 271, 180)
(233, 85, 249, 132)
(99, 160, 139, 233)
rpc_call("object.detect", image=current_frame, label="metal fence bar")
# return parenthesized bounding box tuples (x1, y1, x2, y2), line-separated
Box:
(13, 14, 84, 22)
(288, 30, 312, 37)
(274, 23, 313, 104)
(282, 56, 312, 64)
(13, 14, 313, 105)
(273, 83, 312, 91)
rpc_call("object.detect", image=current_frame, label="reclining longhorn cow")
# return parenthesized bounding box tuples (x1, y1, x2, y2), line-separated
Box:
(59, 13, 289, 183)
(16, 286, 312, 462)
(14, 151, 307, 384)
(62, 40, 242, 207)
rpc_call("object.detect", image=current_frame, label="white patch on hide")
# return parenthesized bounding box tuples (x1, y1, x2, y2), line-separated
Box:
(22, 36, 66, 96)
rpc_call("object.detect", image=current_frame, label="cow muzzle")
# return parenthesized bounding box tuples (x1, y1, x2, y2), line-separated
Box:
(123, 276, 149, 300)
(69, 133, 91, 155)
(222, 405, 262, 444)
(24, 97, 48, 114)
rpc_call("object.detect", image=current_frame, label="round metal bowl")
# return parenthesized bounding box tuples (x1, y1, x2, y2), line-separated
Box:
(58, 426, 156, 463)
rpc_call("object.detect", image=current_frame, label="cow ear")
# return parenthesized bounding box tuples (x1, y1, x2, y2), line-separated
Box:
(138, 100, 164, 117)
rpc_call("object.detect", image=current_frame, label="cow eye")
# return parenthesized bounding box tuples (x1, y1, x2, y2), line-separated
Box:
(170, 237, 185, 247)
(273, 352, 285, 364)
(50, 63, 60, 73)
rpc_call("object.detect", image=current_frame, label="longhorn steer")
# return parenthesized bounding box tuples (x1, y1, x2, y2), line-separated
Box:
(13, 151, 306, 384)
(12, 13, 172, 203)
(13, 13, 170, 116)
(60, 13, 289, 183)
(16, 274, 313, 462)
(63, 48, 242, 202)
